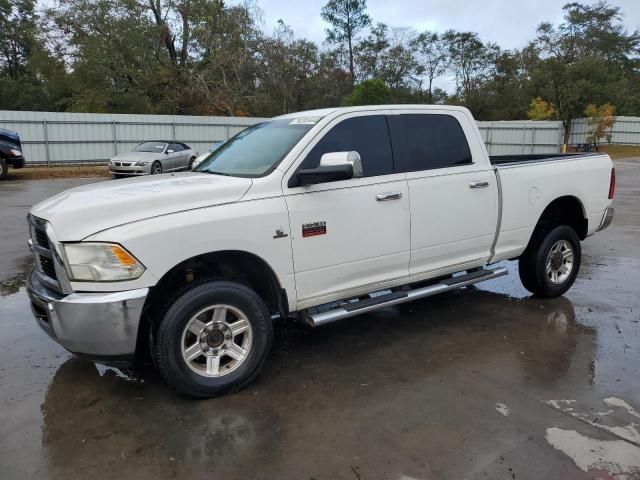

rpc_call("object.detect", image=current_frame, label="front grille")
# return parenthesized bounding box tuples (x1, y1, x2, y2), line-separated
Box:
(29, 215, 62, 292)
(34, 229, 49, 248)
(122, 162, 132, 166)
(39, 255, 57, 280)
(114, 161, 121, 166)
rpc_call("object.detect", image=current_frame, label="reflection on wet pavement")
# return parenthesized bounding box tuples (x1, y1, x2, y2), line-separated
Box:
(1, 249, 638, 479)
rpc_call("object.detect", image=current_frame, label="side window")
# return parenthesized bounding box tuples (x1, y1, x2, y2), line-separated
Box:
(388, 114, 472, 172)
(300, 115, 393, 177)
(169, 143, 183, 152)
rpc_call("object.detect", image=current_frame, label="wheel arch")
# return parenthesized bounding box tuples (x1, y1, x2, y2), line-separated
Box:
(530, 195, 588, 244)
(136, 250, 288, 361)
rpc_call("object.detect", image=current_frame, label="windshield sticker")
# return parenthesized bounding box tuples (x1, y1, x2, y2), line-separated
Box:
(290, 116, 321, 125)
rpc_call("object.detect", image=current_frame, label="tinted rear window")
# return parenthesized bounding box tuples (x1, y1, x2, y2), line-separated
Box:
(388, 114, 472, 172)
(301, 115, 393, 177)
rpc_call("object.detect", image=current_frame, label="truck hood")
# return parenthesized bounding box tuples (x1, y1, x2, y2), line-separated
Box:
(30, 172, 253, 240)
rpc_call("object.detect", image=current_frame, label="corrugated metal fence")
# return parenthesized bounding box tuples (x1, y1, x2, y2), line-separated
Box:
(570, 116, 640, 145)
(2, 110, 639, 165)
(0, 111, 265, 165)
(477, 120, 562, 155)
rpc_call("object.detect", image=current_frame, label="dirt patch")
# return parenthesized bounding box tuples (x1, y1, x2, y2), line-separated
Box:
(5, 165, 111, 180)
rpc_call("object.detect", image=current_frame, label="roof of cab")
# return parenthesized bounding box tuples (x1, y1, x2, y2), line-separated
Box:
(273, 104, 470, 121)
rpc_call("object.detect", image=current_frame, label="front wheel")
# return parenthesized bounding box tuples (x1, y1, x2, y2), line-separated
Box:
(153, 281, 273, 398)
(0, 158, 7, 179)
(518, 225, 581, 298)
(188, 157, 196, 170)
(151, 161, 162, 175)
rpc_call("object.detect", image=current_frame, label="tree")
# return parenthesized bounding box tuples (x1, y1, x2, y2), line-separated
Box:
(530, 1, 639, 143)
(321, 0, 371, 86)
(341, 78, 390, 106)
(0, 0, 70, 111)
(354, 23, 389, 80)
(442, 30, 500, 117)
(412, 31, 448, 103)
(584, 103, 616, 146)
(527, 97, 557, 120)
(0, 0, 37, 78)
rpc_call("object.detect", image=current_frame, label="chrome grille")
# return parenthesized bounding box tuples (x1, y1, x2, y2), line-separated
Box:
(34, 228, 49, 248)
(39, 255, 57, 280)
(28, 215, 62, 292)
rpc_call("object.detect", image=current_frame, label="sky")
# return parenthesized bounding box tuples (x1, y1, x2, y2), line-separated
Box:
(255, 0, 640, 50)
(251, 0, 639, 90)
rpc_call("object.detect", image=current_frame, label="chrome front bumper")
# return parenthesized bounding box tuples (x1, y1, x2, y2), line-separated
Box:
(598, 207, 614, 232)
(108, 163, 152, 175)
(26, 270, 148, 363)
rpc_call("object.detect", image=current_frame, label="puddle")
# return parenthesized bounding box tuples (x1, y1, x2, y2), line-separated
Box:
(546, 427, 640, 479)
(545, 397, 640, 445)
(0, 256, 33, 296)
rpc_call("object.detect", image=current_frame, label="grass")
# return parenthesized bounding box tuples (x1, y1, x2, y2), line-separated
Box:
(598, 144, 640, 160)
(5, 165, 111, 180)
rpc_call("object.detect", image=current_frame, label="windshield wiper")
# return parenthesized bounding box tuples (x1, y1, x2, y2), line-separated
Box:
(203, 171, 234, 177)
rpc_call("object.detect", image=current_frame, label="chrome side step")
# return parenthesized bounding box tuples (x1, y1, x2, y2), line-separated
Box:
(303, 266, 508, 327)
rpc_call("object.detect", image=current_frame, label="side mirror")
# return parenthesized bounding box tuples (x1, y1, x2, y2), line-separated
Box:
(166, 149, 174, 154)
(290, 151, 363, 187)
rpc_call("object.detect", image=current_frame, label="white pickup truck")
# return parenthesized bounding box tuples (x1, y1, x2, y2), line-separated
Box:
(26, 105, 615, 397)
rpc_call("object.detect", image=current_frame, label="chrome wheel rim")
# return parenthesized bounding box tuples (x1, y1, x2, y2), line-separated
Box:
(180, 304, 253, 377)
(545, 240, 574, 284)
(152, 163, 161, 174)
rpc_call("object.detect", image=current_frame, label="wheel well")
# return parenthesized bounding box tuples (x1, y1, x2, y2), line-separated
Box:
(533, 196, 588, 241)
(136, 251, 287, 361)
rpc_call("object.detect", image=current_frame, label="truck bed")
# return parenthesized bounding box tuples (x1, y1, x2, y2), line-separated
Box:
(490, 152, 601, 166)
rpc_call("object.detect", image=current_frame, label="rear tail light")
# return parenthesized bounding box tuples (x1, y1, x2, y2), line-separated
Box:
(608, 167, 616, 199)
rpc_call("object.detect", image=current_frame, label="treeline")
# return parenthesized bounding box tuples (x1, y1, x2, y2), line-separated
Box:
(1, 0, 639, 140)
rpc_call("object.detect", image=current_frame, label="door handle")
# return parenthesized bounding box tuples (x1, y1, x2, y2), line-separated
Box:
(469, 180, 490, 189)
(376, 192, 403, 201)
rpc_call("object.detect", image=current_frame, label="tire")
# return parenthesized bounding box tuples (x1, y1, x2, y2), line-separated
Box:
(0, 158, 7, 180)
(518, 225, 581, 298)
(188, 157, 196, 170)
(151, 161, 162, 175)
(153, 280, 273, 398)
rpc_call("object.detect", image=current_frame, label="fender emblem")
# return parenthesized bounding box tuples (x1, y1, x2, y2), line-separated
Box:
(273, 227, 288, 239)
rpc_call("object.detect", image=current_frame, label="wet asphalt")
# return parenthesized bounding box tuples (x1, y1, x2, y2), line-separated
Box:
(1, 164, 639, 480)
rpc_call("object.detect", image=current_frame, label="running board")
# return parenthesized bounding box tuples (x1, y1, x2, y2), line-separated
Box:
(304, 267, 508, 327)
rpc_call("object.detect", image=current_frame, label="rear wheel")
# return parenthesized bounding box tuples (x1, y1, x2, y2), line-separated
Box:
(188, 157, 196, 170)
(153, 280, 273, 398)
(151, 161, 162, 175)
(518, 225, 581, 298)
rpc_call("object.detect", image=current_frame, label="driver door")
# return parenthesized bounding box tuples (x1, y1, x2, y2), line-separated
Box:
(284, 113, 410, 308)
(167, 143, 185, 171)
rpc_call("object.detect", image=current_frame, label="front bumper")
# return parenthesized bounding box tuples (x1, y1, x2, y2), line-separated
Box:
(26, 270, 148, 365)
(108, 163, 152, 176)
(598, 207, 614, 232)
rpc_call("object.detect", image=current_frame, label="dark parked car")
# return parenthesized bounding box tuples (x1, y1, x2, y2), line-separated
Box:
(0, 128, 25, 179)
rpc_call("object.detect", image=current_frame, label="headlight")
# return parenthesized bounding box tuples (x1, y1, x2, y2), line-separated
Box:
(9, 148, 22, 157)
(62, 242, 145, 281)
(137, 161, 149, 166)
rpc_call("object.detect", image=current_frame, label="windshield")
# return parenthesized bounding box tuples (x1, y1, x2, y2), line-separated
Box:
(196, 119, 315, 177)
(133, 142, 167, 153)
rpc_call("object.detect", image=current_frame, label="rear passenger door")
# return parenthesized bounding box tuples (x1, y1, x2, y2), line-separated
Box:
(387, 111, 498, 280)
(284, 113, 410, 307)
